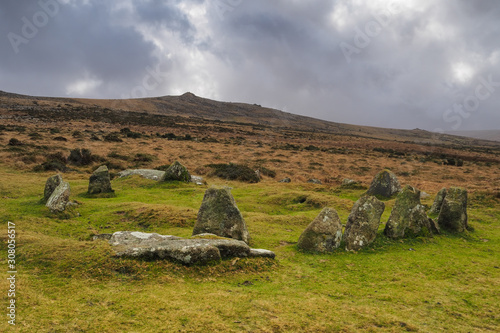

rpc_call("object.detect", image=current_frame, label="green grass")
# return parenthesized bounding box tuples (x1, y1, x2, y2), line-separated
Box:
(0, 166, 499, 332)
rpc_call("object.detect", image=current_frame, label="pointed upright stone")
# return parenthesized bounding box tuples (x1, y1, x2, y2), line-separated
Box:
(297, 208, 343, 253)
(384, 185, 432, 238)
(344, 196, 385, 251)
(193, 187, 250, 244)
(43, 174, 63, 203)
(437, 187, 468, 232)
(366, 169, 401, 198)
(430, 188, 447, 215)
(46, 181, 71, 212)
(88, 165, 114, 194)
(406, 204, 434, 236)
(161, 161, 191, 182)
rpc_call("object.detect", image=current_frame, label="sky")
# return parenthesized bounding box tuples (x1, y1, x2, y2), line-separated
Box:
(1, 0, 500, 132)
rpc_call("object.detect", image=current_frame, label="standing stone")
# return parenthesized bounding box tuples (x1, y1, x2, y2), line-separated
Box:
(366, 169, 401, 198)
(437, 187, 468, 232)
(161, 161, 191, 182)
(344, 196, 385, 251)
(384, 185, 431, 238)
(297, 208, 343, 253)
(430, 188, 447, 215)
(407, 204, 434, 236)
(192, 187, 250, 244)
(46, 181, 71, 212)
(43, 174, 63, 203)
(88, 165, 114, 194)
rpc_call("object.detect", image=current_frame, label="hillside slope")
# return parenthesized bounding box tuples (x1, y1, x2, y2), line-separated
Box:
(1, 90, 499, 149)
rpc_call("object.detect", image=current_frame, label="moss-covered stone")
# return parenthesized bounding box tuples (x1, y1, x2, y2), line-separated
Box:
(45, 181, 70, 213)
(192, 187, 250, 244)
(344, 196, 385, 251)
(297, 207, 343, 253)
(88, 165, 114, 195)
(43, 174, 62, 203)
(430, 188, 447, 215)
(437, 187, 468, 232)
(366, 169, 401, 199)
(161, 161, 191, 182)
(384, 185, 432, 239)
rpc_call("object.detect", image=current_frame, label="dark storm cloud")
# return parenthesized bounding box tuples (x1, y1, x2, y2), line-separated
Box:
(1, 0, 499, 131)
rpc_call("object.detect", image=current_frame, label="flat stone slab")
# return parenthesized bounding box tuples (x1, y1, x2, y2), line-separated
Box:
(118, 169, 203, 184)
(249, 249, 276, 259)
(118, 169, 166, 181)
(109, 231, 275, 265)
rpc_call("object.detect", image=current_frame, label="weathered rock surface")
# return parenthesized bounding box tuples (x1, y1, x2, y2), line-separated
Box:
(437, 187, 468, 232)
(43, 174, 63, 203)
(118, 169, 203, 185)
(279, 177, 291, 183)
(45, 181, 71, 212)
(190, 175, 204, 185)
(430, 188, 447, 215)
(297, 207, 343, 253)
(109, 231, 275, 265)
(344, 196, 385, 251)
(88, 165, 114, 194)
(308, 179, 322, 184)
(192, 187, 250, 243)
(366, 169, 401, 198)
(161, 161, 191, 182)
(342, 178, 359, 186)
(384, 185, 432, 238)
(118, 169, 166, 181)
(249, 249, 276, 259)
(406, 204, 434, 236)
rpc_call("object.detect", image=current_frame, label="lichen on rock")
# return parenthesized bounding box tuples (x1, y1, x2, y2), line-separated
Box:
(88, 165, 114, 195)
(297, 207, 343, 253)
(344, 196, 385, 251)
(384, 185, 433, 239)
(366, 169, 401, 199)
(161, 161, 191, 182)
(192, 187, 250, 244)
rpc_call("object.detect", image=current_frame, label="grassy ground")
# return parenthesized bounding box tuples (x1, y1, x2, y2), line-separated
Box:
(1, 165, 499, 332)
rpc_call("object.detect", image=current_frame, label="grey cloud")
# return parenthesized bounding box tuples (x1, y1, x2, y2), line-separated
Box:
(1, 0, 499, 131)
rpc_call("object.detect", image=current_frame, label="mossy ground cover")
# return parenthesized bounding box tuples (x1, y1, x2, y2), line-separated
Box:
(0, 166, 499, 332)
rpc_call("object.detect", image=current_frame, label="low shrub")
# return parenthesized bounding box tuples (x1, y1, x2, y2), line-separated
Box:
(207, 163, 260, 183)
(134, 153, 155, 163)
(8, 138, 23, 146)
(258, 166, 277, 178)
(29, 132, 43, 140)
(154, 164, 171, 171)
(72, 131, 83, 138)
(305, 145, 320, 151)
(90, 134, 101, 141)
(161, 133, 177, 140)
(104, 132, 123, 142)
(121, 128, 142, 139)
(68, 148, 94, 166)
(34, 152, 67, 172)
(107, 152, 130, 161)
